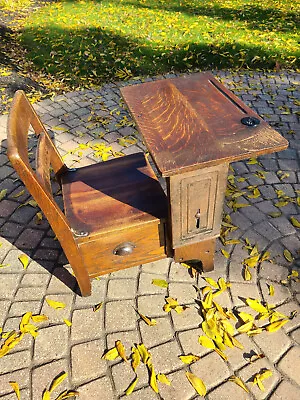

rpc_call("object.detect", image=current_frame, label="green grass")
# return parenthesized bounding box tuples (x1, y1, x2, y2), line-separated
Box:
(20, 0, 299, 87)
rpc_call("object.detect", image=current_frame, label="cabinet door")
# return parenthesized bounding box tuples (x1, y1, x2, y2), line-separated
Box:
(168, 163, 228, 248)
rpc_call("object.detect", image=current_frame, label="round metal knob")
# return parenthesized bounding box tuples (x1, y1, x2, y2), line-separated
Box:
(241, 116, 260, 127)
(113, 242, 136, 256)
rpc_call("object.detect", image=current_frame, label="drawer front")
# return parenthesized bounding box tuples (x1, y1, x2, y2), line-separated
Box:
(169, 164, 228, 248)
(78, 221, 166, 277)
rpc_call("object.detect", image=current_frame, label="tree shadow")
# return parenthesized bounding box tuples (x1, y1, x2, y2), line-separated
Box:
(0, 134, 81, 295)
(19, 24, 299, 88)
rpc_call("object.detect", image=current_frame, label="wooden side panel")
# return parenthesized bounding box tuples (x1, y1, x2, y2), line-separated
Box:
(36, 132, 52, 194)
(7, 91, 91, 296)
(78, 221, 166, 276)
(168, 163, 228, 248)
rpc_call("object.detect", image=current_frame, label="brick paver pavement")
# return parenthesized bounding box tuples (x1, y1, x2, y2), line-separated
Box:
(0, 70, 299, 399)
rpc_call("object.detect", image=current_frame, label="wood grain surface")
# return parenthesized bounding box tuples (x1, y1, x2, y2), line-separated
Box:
(62, 152, 168, 236)
(121, 72, 288, 177)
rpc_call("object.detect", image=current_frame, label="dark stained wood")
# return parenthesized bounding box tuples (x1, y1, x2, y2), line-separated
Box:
(61, 153, 168, 237)
(167, 163, 228, 248)
(7, 91, 169, 297)
(174, 237, 216, 272)
(7, 91, 92, 296)
(121, 72, 288, 177)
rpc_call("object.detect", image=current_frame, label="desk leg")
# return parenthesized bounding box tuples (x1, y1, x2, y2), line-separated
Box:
(174, 237, 216, 272)
(167, 163, 228, 271)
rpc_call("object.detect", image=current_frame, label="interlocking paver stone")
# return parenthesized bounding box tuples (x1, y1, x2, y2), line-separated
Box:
(71, 339, 106, 384)
(158, 369, 195, 400)
(0, 368, 30, 396)
(252, 329, 292, 363)
(107, 278, 136, 299)
(1, 70, 300, 400)
(278, 346, 300, 386)
(105, 299, 136, 332)
(31, 359, 70, 399)
(71, 308, 103, 342)
(208, 380, 252, 400)
(78, 376, 115, 400)
(191, 351, 231, 391)
(270, 380, 300, 400)
(260, 279, 292, 305)
(139, 316, 174, 348)
(34, 324, 69, 364)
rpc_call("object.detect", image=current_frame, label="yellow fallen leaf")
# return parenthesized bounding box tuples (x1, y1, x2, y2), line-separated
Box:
(260, 369, 273, 380)
(226, 334, 242, 350)
(31, 315, 48, 323)
(246, 298, 268, 313)
(18, 254, 29, 269)
(202, 291, 213, 309)
(221, 249, 230, 259)
(35, 212, 43, 225)
(247, 328, 264, 336)
(265, 319, 289, 332)
(13, 190, 25, 198)
(131, 347, 140, 372)
(9, 381, 21, 400)
(125, 376, 138, 395)
(148, 362, 159, 393)
(198, 335, 215, 349)
(92, 302, 103, 312)
(214, 348, 228, 361)
(55, 390, 80, 399)
(203, 277, 219, 288)
(244, 265, 252, 281)
(63, 319, 72, 327)
(42, 390, 51, 400)
(137, 343, 151, 364)
(238, 312, 254, 323)
(252, 369, 273, 391)
(237, 321, 254, 333)
(290, 216, 300, 228)
(268, 284, 275, 296)
(152, 279, 168, 288)
(228, 375, 249, 393)
(49, 372, 67, 393)
(157, 373, 171, 385)
(289, 270, 299, 278)
(243, 255, 260, 268)
(248, 353, 265, 363)
(283, 249, 293, 262)
(0, 189, 7, 200)
(102, 347, 119, 360)
(46, 299, 66, 310)
(179, 354, 201, 364)
(174, 305, 189, 314)
(137, 311, 157, 326)
(185, 372, 206, 396)
(116, 340, 127, 362)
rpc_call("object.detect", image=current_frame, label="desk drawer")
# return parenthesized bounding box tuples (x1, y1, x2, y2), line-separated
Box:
(168, 164, 228, 248)
(78, 221, 166, 276)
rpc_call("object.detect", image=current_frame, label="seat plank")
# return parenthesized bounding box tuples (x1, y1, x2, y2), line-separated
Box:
(61, 153, 168, 237)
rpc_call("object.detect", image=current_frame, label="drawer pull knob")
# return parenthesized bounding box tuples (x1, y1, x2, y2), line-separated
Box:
(113, 242, 136, 256)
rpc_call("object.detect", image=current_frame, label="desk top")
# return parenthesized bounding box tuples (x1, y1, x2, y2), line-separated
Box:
(121, 72, 288, 177)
